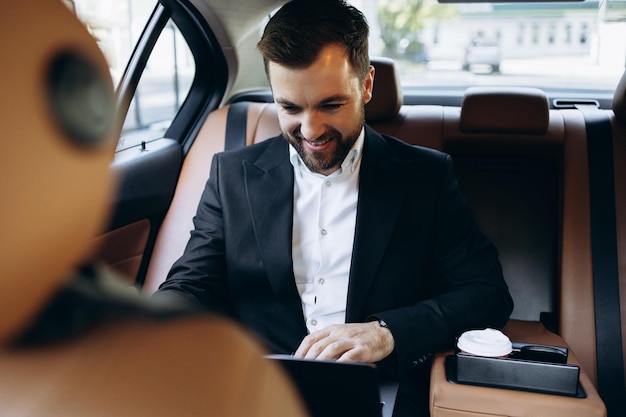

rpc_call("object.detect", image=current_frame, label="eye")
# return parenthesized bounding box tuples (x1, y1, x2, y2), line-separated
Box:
(280, 104, 300, 114)
(322, 103, 343, 111)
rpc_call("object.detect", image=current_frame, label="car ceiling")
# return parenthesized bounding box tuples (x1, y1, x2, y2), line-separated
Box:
(188, 0, 287, 97)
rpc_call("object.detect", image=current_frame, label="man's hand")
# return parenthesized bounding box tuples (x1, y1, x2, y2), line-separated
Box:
(294, 322, 395, 363)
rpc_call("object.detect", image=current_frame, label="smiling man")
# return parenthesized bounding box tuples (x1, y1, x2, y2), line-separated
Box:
(156, 1, 513, 415)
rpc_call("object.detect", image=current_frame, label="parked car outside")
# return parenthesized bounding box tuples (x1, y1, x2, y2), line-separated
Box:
(462, 33, 501, 73)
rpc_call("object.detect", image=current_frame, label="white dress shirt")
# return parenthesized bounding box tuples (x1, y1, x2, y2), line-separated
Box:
(290, 129, 364, 333)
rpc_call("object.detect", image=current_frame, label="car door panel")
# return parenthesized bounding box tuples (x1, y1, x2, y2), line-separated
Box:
(91, 138, 182, 283)
(92, 219, 151, 283)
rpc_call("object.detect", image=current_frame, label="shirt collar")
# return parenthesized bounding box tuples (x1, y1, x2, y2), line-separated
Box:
(289, 127, 364, 178)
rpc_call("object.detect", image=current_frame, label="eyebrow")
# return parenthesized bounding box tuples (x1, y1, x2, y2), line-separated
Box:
(275, 95, 351, 109)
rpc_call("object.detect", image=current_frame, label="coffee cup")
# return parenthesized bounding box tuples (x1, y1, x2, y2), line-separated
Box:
(457, 328, 512, 357)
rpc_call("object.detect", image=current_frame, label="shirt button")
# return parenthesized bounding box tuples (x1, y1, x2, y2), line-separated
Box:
(321, 229, 327, 235)
(311, 319, 318, 326)
(325, 180, 331, 187)
(318, 277, 325, 285)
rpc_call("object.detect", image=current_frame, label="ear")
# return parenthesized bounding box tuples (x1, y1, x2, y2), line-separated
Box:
(362, 65, 375, 105)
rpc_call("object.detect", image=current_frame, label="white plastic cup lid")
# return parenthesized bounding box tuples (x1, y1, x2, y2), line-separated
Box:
(457, 328, 512, 357)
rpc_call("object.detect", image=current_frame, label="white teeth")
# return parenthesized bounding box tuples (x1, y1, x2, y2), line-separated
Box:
(306, 137, 330, 146)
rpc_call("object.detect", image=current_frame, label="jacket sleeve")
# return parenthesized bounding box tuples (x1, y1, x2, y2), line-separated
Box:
(375, 153, 514, 380)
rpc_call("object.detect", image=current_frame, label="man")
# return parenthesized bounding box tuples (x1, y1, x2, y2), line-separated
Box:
(156, 0, 513, 415)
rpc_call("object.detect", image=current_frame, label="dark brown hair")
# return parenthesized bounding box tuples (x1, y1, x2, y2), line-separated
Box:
(257, 0, 370, 82)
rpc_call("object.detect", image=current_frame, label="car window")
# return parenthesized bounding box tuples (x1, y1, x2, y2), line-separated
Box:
(351, 0, 625, 94)
(68, 0, 195, 151)
(116, 21, 195, 151)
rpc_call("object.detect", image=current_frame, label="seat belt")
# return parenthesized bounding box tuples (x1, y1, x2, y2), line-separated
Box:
(580, 105, 626, 417)
(224, 101, 250, 151)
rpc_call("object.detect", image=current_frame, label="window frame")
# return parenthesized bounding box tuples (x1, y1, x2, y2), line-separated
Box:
(115, 0, 229, 154)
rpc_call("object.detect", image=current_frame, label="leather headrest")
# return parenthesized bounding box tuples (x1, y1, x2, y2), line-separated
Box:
(0, 1, 117, 343)
(365, 57, 402, 123)
(460, 87, 550, 135)
(612, 69, 626, 125)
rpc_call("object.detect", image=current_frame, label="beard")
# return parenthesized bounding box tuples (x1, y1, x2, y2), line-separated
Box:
(283, 109, 364, 175)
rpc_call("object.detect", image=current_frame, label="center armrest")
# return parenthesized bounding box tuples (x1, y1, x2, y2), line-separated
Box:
(429, 320, 606, 417)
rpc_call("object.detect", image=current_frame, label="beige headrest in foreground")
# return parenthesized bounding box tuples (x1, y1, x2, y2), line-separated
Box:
(0, 0, 117, 342)
(0, 2, 307, 416)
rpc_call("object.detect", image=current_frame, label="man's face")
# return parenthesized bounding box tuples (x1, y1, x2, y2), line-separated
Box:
(269, 44, 374, 176)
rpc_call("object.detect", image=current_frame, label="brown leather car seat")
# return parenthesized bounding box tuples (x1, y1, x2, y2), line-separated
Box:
(0, 2, 307, 416)
(429, 87, 607, 417)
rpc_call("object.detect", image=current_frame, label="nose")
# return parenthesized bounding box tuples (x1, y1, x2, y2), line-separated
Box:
(299, 111, 325, 141)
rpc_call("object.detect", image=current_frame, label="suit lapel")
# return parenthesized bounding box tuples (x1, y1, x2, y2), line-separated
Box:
(346, 127, 408, 321)
(243, 138, 305, 324)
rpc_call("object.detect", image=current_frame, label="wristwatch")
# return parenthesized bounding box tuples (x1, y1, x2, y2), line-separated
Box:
(377, 319, 389, 329)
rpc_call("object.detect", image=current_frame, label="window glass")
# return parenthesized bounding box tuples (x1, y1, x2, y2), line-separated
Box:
(351, 0, 625, 92)
(117, 21, 195, 151)
(69, 0, 195, 151)
(70, 0, 155, 86)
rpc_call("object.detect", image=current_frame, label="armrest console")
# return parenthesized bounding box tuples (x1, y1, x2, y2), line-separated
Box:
(429, 320, 606, 417)
(449, 351, 582, 397)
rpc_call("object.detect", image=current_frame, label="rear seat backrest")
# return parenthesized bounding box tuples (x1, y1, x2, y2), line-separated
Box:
(444, 87, 564, 325)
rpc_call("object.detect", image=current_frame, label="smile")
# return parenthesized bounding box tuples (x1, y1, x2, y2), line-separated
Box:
(304, 137, 332, 150)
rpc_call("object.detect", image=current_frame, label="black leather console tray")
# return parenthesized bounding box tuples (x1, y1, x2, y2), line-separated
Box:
(445, 342, 586, 398)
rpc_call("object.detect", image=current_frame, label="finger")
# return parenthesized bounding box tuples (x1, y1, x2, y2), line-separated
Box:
(310, 340, 351, 361)
(298, 330, 351, 360)
(337, 346, 367, 362)
(294, 329, 329, 358)
(293, 338, 312, 358)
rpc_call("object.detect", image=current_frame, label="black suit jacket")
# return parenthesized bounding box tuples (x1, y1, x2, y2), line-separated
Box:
(157, 125, 513, 384)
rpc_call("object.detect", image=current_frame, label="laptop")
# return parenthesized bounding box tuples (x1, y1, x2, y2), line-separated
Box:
(266, 354, 398, 417)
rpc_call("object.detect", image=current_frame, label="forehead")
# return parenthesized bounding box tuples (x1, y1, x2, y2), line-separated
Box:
(268, 45, 360, 103)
